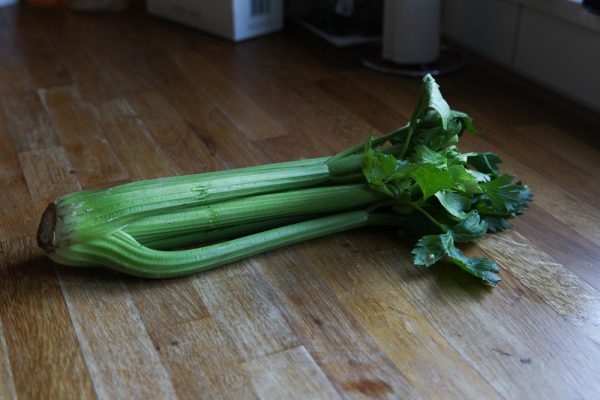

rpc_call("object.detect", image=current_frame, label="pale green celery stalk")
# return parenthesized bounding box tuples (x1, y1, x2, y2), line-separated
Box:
(142, 215, 314, 250)
(124, 184, 383, 245)
(51, 157, 332, 249)
(48, 210, 400, 278)
(44, 124, 412, 253)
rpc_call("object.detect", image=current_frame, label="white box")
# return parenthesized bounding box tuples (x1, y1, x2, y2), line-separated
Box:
(147, 0, 283, 42)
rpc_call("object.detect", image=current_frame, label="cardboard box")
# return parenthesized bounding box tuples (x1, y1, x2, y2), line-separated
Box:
(147, 0, 284, 41)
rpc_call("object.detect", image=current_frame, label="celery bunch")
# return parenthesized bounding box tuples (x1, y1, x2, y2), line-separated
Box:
(37, 75, 531, 285)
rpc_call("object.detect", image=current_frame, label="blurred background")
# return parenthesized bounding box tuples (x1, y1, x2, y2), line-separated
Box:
(1, 0, 599, 114)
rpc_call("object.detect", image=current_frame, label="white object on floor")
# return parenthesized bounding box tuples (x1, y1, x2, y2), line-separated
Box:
(147, 0, 283, 42)
(383, 0, 441, 64)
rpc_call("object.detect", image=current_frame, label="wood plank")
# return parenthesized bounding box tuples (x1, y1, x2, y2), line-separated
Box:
(95, 99, 177, 180)
(198, 62, 329, 159)
(135, 45, 270, 168)
(122, 40, 347, 399)
(342, 70, 414, 122)
(194, 266, 300, 361)
(235, 35, 335, 84)
(125, 276, 210, 333)
(79, 20, 153, 95)
(17, 146, 80, 208)
(40, 18, 121, 105)
(477, 230, 600, 344)
(19, 35, 72, 89)
(366, 246, 600, 400)
(0, 238, 95, 400)
(0, 208, 37, 245)
(460, 109, 600, 208)
(172, 50, 288, 141)
(184, 106, 269, 168)
(178, 47, 327, 161)
(131, 75, 260, 173)
(244, 346, 341, 400)
(510, 205, 600, 291)
(41, 86, 128, 186)
(460, 132, 600, 248)
(441, 67, 600, 149)
(123, 89, 223, 174)
(0, 321, 17, 400)
(0, 116, 34, 241)
(56, 46, 119, 105)
(201, 45, 374, 153)
(297, 236, 502, 399)
(152, 317, 257, 400)
(516, 123, 600, 175)
(284, 82, 379, 151)
(314, 72, 597, 394)
(1, 88, 60, 153)
(249, 256, 420, 399)
(317, 77, 406, 134)
(56, 268, 178, 399)
(0, 37, 61, 154)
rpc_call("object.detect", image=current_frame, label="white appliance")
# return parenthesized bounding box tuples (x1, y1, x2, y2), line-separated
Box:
(383, 0, 441, 64)
(147, 0, 284, 42)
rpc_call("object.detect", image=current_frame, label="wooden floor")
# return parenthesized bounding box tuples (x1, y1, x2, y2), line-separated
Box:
(1, 4, 600, 400)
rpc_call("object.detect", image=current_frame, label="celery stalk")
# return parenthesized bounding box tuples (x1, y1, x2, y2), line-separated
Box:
(48, 211, 381, 278)
(38, 74, 530, 286)
(125, 184, 384, 246)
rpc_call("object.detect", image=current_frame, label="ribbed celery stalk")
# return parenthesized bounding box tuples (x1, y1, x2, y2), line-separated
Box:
(40, 136, 407, 254)
(49, 157, 333, 250)
(37, 74, 530, 286)
(141, 216, 313, 250)
(124, 184, 384, 246)
(47, 210, 400, 278)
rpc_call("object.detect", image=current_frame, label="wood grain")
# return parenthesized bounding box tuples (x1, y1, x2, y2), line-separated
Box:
(40, 86, 128, 186)
(511, 205, 600, 291)
(250, 255, 421, 399)
(0, 321, 17, 400)
(57, 269, 178, 399)
(1, 5, 600, 399)
(193, 266, 300, 362)
(244, 346, 341, 400)
(367, 247, 599, 400)
(152, 316, 256, 400)
(296, 236, 502, 399)
(478, 231, 600, 344)
(515, 123, 600, 174)
(173, 51, 288, 141)
(0, 238, 95, 400)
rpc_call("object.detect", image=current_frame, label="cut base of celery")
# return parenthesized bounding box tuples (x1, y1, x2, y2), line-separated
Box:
(37, 202, 58, 252)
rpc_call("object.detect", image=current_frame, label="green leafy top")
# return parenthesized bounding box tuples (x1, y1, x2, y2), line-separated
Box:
(361, 74, 532, 286)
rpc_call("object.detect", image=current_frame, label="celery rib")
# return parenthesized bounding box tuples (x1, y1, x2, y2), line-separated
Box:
(51, 211, 373, 278)
(124, 184, 385, 245)
(54, 162, 333, 246)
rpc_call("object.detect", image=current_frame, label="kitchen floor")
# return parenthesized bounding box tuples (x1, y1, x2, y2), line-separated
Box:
(1, 4, 599, 400)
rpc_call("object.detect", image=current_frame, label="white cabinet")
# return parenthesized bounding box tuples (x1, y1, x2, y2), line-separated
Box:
(443, 0, 600, 112)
